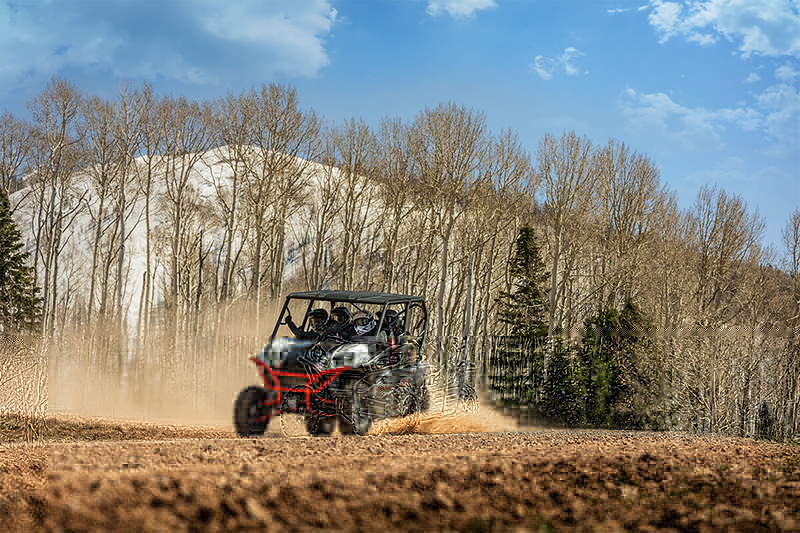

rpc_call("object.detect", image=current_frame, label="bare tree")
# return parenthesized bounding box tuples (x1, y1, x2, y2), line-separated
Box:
(296, 150, 341, 291)
(133, 83, 164, 344)
(690, 185, 764, 326)
(780, 208, 800, 437)
(27, 77, 85, 338)
(79, 95, 121, 339)
(208, 92, 250, 304)
(411, 102, 489, 368)
(111, 82, 144, 333)
(329, 117, 377, 289)
(239, 83, 320, 332)
(537, 130, 596, 342)
(375, 117, 419, 293)
(593, 139, 672, 308)
(0, 111, 34, 204)
(158, 95, 213, 347)
(477, 129, 537, 347)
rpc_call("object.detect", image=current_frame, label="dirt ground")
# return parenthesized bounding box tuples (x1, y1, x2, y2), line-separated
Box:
(1, 408, 798, 532)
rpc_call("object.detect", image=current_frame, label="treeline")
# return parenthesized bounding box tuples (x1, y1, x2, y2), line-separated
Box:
(1, 77, 798, 438)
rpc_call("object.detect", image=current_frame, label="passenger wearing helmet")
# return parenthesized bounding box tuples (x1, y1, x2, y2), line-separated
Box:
(352, 311, 376, 337)
(382, 309, 409, 365)
(352, 309, 398, 364)
(325, 306, 356, 341)
(286, 308, 328, 341)
(383, 309, 403, 338)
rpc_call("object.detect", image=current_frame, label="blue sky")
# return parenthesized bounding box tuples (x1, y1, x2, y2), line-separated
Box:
(1, 0, 798, 251)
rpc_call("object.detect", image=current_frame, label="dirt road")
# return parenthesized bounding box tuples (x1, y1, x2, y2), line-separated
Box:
(1, 412, 798, 532)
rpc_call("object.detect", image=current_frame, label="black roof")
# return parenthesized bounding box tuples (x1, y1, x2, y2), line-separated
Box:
(286, 290, 425, 305)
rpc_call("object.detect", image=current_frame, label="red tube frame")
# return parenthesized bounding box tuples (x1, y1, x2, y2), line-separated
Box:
(251, 357, 351, 421)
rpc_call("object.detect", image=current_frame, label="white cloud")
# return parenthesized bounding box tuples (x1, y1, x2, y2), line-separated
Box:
(621, 82, 798, 157)
(427, 0, 497, 19)
(647, 0, 800, 58)
(0, 0, 338, 90)
(754, 81, 800, 157)
(648, 1, 684, 42)
(774, 62, 799, 82)
(532, 56, 555, 80)
(687, 163, 794, 200)
(560, 47, 585, 76)
(744, 72, 761, 83)
(197, 0, 338, 78)
(686, 157, 749, 186)
(638, 5, 650, 11)
(620, 88, 762, 151)
(0, 3, 121, 85)
(607, 8, 629, 14)
(531, 47, 585, 80)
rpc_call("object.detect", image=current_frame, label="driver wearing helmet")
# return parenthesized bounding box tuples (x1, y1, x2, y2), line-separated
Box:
(286, 308, 328, 341)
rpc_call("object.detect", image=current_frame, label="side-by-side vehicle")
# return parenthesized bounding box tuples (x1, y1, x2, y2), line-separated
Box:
(233, 290, 430, 437)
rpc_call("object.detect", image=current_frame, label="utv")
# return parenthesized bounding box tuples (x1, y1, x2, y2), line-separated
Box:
(233, 290, 431, 437)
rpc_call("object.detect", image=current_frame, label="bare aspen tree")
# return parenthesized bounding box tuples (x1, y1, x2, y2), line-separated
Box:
(689, 185, 764, 326)
(297, 141, 341, 291)
(133, 83, 164, 345)
(476, 129, 536, 348)
(0, 111, 33, 204)
(594, 139, 671, 308)
(329, 118, 377, 289)
(736, 244, 783, 436)
(537, 131, 596, 342)
(158, 95, 213, 347)
(375, 117, 419, 293)
(111, 83, 143, 333)
(669, 186, 766, 434)
(27, 77, 85, 338)
(411, 102, 489, 368)
(240, 83, 320, 332)
(209, 92, 250, 305)
(646, 196, 691, 331)
(79, 94, 122, 369)
(781, 208, 800, 437)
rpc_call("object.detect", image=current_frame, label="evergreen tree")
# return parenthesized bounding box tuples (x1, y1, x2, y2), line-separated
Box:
(0, 187, 40, 332)
(577, 301, 655, 428)
(496, 224, 550, 338)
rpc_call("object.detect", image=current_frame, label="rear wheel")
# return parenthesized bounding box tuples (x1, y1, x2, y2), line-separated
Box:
(418, 385, 431, 412)
(233, 386, 270, 437)
(398, 388, 419, 417)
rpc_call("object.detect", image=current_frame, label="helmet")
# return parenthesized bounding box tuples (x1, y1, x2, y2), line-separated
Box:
(330, 306, 351, 327)
(308, 309, 328, 333)
(384, 309, 401, 331)
(352, 311, 375, 336)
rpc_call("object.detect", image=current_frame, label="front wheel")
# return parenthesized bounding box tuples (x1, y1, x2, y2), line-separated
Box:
(306, 414, 336, 436)
(338, 379, 373, 436)
(233, 386, 270, 437)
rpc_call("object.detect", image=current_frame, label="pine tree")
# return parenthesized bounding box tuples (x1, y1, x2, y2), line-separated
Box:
(496, 224, 550, 338)
(0, 187, 40, 332)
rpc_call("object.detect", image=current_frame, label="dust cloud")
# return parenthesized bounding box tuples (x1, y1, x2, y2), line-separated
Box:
(374, 403, 519, 435)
